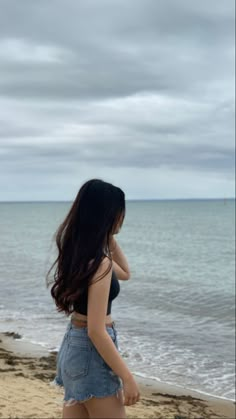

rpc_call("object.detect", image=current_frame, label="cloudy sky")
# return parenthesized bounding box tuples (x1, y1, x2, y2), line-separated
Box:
(0, 0, 235, 201)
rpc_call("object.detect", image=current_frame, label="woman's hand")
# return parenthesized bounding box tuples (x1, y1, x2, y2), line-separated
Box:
(122, 373, 141, 406)
(108, 236, 130, 280)
(108, 235, 117, 253)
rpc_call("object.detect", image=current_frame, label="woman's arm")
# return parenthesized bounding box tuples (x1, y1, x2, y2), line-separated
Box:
(87, 257, 133, 381)
(109, 236, 131, 280)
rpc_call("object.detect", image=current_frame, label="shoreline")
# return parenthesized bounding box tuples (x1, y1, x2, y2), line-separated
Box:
(0, 331, 235, 419)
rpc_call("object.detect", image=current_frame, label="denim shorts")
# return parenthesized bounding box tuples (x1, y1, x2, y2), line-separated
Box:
(50, 320, 123, 406)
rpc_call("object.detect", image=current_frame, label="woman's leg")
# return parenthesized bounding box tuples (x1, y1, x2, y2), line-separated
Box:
(62, 400, 90, 418)
(83, 389, 126, 419)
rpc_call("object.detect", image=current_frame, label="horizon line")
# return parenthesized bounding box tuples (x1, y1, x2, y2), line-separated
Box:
(0, 197, 235, 204)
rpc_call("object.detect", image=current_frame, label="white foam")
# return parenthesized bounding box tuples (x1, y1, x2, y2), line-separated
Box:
(132, 371, 236, 402)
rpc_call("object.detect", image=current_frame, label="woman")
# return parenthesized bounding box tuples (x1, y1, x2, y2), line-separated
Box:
(47, 178, 140, 418)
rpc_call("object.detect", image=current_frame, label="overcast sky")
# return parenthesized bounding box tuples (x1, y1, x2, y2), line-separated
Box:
(0, 0, 235, 201)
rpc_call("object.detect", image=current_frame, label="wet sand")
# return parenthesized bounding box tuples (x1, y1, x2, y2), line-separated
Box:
(0, 331, 235, 418)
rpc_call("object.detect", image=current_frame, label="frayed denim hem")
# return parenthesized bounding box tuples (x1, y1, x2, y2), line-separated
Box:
(63, 383, 123, 406)
(50, 375, 64, 388)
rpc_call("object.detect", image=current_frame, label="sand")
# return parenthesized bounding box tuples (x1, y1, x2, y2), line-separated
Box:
(0, 331, 235, 419)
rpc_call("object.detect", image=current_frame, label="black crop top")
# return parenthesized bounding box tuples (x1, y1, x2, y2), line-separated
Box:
(73, 270, 120, 315)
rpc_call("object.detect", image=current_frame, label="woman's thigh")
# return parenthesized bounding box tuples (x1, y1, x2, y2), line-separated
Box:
(62, 400, 90, 418)
(83, 389, 126, 419)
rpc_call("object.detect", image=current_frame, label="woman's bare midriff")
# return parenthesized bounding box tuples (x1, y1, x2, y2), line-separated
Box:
(72, 311, 113, 324)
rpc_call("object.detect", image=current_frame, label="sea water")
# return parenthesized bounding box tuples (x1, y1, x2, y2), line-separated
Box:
(0, 199, 235, 400)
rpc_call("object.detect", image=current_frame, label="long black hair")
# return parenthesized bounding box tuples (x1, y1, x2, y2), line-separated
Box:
(46, 178, 125, 316)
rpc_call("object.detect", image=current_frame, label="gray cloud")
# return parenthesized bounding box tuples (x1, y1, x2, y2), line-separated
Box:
(0, 0, 234, 100)
(0, 0, 235, 200)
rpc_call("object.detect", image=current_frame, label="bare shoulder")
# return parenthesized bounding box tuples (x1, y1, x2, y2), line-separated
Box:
(87, 256, 113, 333)
(90, 256, 112, 285)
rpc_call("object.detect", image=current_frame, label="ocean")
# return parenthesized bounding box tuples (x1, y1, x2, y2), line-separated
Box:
(0, 199, 235, 401)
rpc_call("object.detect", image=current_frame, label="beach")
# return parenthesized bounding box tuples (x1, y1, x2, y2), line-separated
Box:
(0, 331, 235, 419)
(1, 200, 235, 403)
